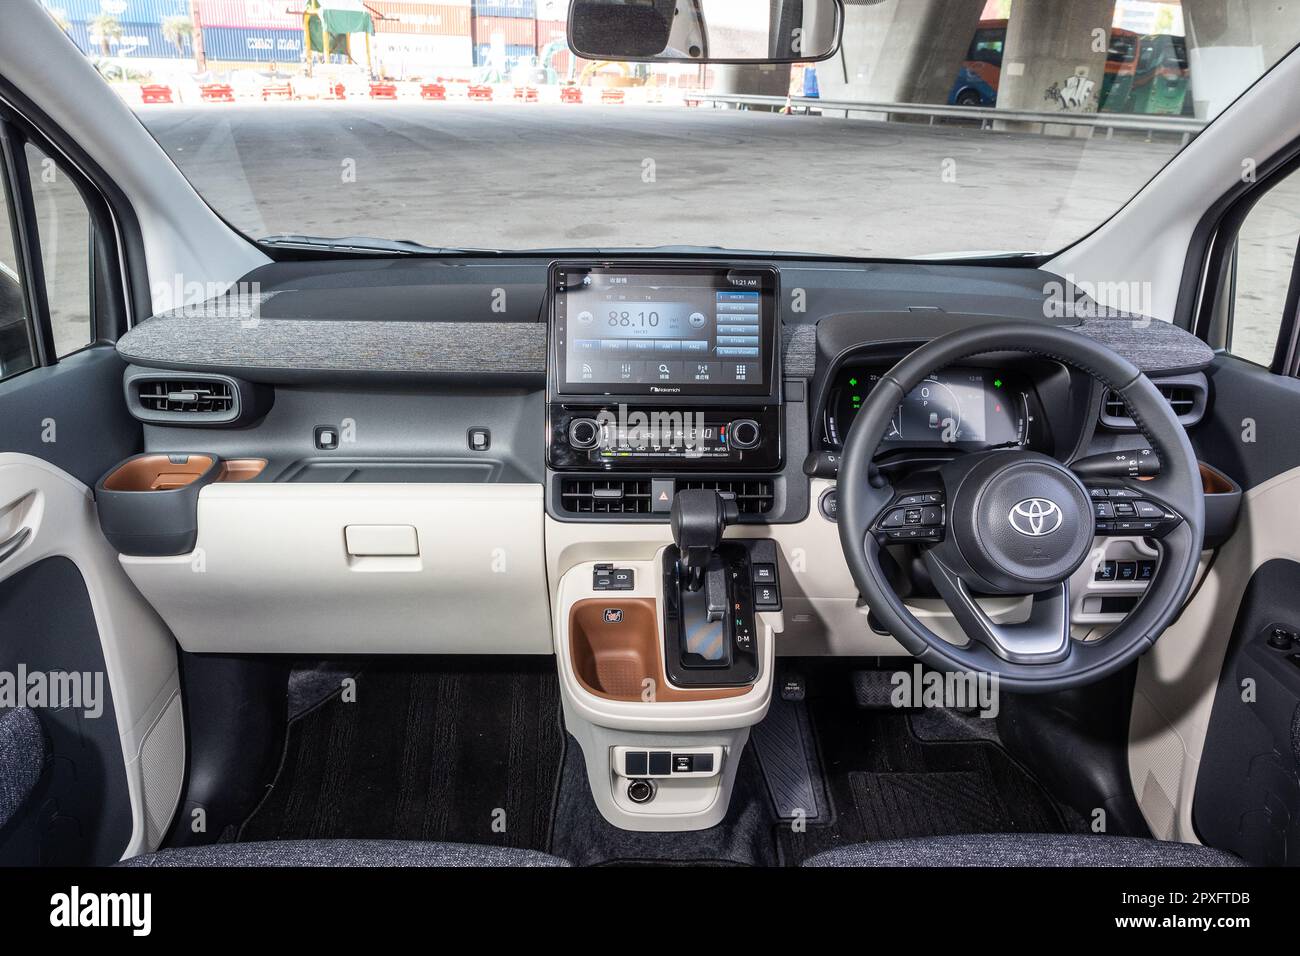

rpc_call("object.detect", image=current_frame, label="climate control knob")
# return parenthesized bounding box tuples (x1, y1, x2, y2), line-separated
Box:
(568, 417, 602, 450)
(729, 419, 761, 450)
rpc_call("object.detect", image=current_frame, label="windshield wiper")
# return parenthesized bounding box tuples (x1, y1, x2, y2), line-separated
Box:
(259, 234, 500, 256)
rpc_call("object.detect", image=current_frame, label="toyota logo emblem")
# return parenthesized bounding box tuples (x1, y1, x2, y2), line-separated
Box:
(1009, 498, 1063, 536)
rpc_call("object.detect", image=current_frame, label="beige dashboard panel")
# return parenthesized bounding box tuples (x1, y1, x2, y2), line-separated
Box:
(119, 482, 552, 654)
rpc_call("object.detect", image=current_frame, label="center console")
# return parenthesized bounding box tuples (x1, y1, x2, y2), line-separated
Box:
(545, 261, 787, 830)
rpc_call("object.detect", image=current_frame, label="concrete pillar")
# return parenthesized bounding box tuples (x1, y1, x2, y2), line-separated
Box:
(995, 0, 1116, 115)
(1183, 0, 1300, 120)
(816, 0, 986, 105)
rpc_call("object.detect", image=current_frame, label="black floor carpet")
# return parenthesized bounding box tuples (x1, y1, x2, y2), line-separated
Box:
(239, 658, 564, 852)
(237, 658, 1078, 866)
(549, 736, 780, 866)
(775, 669, 1082, 865)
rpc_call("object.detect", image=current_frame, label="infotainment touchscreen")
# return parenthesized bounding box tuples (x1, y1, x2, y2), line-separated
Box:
(551, 264, 777, 396)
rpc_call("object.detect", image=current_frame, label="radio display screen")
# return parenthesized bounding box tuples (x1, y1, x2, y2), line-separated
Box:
(552, 265, 776, 396)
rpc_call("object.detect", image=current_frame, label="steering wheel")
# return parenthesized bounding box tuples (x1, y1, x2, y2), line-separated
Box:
(837, 322, 1205, 693)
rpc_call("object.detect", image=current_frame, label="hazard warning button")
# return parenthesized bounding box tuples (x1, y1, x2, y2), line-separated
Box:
(651, 479, 675, 514)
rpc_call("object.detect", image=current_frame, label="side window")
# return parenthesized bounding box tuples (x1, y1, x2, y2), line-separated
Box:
(25, 144, 93, 357)
(0, 155, 37, 381)
(1231, 170, 1300, 367)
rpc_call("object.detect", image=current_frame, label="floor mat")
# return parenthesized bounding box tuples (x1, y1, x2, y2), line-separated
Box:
(549, 736, 780, 867)
(851, 769, 1016, 840)
(777, 671, 1080, 864)
(239, 658, 564, 852)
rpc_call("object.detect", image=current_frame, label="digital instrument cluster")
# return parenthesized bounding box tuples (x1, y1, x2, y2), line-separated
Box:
(823, 366, 1029, 451)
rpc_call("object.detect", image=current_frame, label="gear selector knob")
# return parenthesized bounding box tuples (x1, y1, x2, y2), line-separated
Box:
(671, 489, 739, 592)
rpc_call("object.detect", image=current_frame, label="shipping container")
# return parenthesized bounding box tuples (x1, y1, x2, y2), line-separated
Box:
(370, 1, 471, 37)
(534, 17, 567, 46)
(43, 0, 190, 24)
(532, 0, 567, 22)
(472, 42, 535, 71)
(67, 19, 189, 58)
(195, 0, 302, 29)
(470, 0, 535, 20)
(200, 25, 305, 63)
(472, 13, 535, 48)
(374, 32, 473, 75)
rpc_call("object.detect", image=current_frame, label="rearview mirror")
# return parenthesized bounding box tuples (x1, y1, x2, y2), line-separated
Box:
(567, 0, 843, 64)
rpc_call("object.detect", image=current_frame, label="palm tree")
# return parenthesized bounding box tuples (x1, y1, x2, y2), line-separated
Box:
(88, 13, 123, 57)
(161, 15, 194, 57)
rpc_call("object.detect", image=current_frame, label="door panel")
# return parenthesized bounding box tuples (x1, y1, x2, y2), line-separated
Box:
(0, 556, 131, 865)
(0, 114, 182, 864)
(1193, 559, 1300, 865)
(0, 453, 182, 863)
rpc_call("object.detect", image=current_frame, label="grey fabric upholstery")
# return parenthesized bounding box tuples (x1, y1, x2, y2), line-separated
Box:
(803, 833, 1244, 868)
(0, 707, 45, 828)
(118, 839, 570, 868)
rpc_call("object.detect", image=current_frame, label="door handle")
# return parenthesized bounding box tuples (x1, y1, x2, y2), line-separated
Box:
(0, 526, 32, 565)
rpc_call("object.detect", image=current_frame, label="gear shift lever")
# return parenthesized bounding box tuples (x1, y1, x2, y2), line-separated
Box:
(671, 489, 739, 591)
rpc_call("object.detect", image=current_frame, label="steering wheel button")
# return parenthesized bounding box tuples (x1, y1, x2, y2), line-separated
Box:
(1093, 501, 1115, 519)
(920, 506, 943, 526)
(1134, 500, 1163, 519)
(905, 509, 922, 525)
(881, 508, 907, 529)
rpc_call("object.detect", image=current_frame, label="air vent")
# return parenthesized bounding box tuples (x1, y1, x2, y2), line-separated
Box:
(1099, 374, 1207, 430)
(135, 379, 235, 415)
(560, 478, 654, 515)
(123, 367, 260, 426)
(1157, 384, 1198, 417)
(675, 479, 775, 516)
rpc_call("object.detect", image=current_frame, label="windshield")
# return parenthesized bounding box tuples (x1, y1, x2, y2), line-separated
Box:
(42, 0, 1300, 259)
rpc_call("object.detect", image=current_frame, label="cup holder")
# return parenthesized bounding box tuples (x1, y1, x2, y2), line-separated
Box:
(95, 453, 222, 556)
(568, 597, 749, 703)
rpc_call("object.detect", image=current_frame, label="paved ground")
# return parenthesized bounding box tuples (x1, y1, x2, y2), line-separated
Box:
(130, 102, 1296, 359)
(141, 103, 1183, 258)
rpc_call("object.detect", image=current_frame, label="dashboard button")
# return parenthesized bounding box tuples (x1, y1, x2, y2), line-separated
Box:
(625, 751, 648, 776)
(819, 488, 838, 521)
(1095, 560, 1117, 582)
(729, 419, 761, 449)
(648, 752, 672, 776)
(1117, 561, 1138, 581)
(568, 418, 601, 450)
(1136, 560, 1155, 581)
(752, 563, 777, 585)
